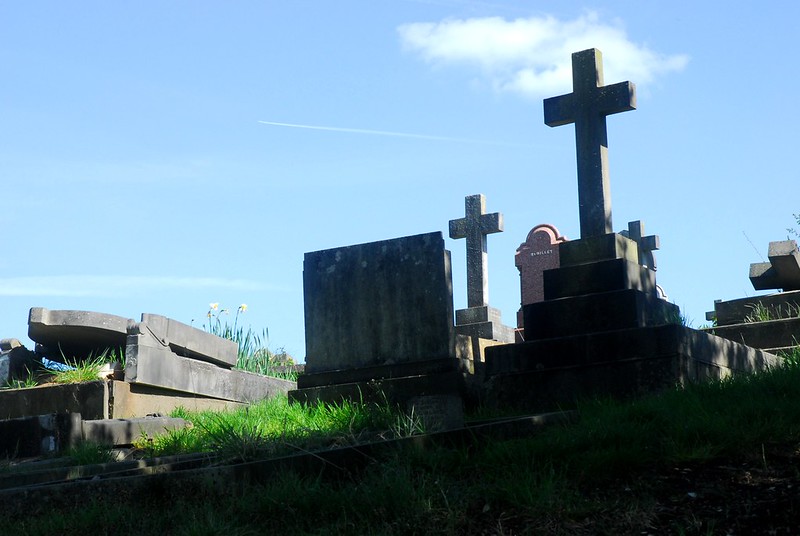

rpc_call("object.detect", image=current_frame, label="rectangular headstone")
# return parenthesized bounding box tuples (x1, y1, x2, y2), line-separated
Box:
(303, 232, 455, 374)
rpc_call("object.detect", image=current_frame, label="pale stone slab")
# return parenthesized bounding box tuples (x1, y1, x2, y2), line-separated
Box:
(28, 308, 131, 358)
(125, 335, 294, 403)
(110, 381, 245, 418)
(138, 313, 238, 368)
(82, 416, 191, 446)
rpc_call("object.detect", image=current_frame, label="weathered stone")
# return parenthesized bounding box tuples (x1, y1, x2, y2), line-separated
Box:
(125, 334, 294, 403)
(28, 308, 130, 359)
(0, 413, 82, 458)
(558, 233, 639, 267)
(81, 416, 191, 447)
(544, 48, 636, 238)
(707, 317, 800, 353)
(485, 325, 780, 412)
(110, 381, 245, 418)
(750, 240, 800, 291)
(543, 258, 657, 300)
(515, 224, 567, 329)
(710, 290, 800, 326)
(523, 289, 679, 340)
(137, 313, 238, 368)
(0, 381, 110, 420)
(620, 220, 659, 270)
(449, 194, 503, 308)
(302, 232, 455, 374)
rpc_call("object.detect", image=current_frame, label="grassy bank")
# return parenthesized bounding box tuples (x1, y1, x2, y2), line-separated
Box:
(5, 363, 800, 535)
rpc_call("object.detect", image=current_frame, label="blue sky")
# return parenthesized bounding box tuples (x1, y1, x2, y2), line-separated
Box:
(1, 1, 797, 362)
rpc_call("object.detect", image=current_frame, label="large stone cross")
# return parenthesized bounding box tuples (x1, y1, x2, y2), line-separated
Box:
(449, 194, 503, 308)
(543, 48, 636, 238)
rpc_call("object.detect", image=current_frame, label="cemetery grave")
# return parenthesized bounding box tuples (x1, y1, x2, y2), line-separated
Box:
(0, 48, 794, 531)
(704, 239, 800, 353)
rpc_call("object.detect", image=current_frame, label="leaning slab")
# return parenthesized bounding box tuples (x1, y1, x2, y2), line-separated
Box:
(28, 308, 131, 358)
(137, 313, 238, 368)
(126, 335, 295, 403)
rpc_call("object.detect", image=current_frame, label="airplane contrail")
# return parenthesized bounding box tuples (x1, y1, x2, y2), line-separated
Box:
(258, 120, 530, 147)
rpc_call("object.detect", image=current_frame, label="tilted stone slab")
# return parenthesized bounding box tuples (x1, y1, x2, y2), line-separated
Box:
(28, 308, 131, 358)
(137, 313, 238, 368)
(750, 240, 800, 291)
(711, 290, 800, 326)
(125, 334, 295, 403)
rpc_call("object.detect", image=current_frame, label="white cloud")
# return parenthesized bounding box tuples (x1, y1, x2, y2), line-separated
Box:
(398, 11, 689, 98)
(0, 275, 276, 297)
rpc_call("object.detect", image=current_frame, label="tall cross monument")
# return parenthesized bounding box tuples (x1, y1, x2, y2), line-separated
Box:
(543, 48, 636, 238)
(449, 193, 503, 308)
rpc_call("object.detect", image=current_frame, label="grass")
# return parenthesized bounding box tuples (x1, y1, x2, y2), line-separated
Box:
(7, 363, 800, 534)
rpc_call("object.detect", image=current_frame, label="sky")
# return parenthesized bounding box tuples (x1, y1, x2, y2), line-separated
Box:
(1, 1, 798, 363)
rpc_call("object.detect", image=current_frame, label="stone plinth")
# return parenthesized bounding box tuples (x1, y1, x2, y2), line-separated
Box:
(485, 325, 780, 412)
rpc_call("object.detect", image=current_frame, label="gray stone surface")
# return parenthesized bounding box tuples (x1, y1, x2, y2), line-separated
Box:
(544, 48, 636, 238)
(542, 258, 657, 300)
(82, 416, 190, 446)
(449, 194, 503, 308)
(28, 308, 131, 359)
(709, 290, 800, 326)
(0, 381, 110, 420)
(707, 317, 800, 353)
(558, 233, 638, 267)
(125, 334, 294, 403)
(137, 313, 238, 368)
(0, 413, 82, 458)
(750, 240, 800, 291)
(303, 232, 456, 374)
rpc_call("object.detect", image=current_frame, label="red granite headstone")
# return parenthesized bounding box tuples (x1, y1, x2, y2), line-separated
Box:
(515, 224, 567, 339)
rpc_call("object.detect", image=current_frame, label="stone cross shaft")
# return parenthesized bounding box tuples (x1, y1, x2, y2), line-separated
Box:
(449, 194, 503, 308)
(543, 48, 636, 238)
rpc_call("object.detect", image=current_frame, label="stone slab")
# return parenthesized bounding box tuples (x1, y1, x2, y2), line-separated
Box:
(705, 317, 800, 352)
(110, 381, 245, 418)
(454, 321, 515, 343)
(711, 290, 800, 326)
(0, 381, 110, 420)
(543, 258, 657, 300)
(750, 240, 800, 291)
(484, 324, 780, 412)
(303, 232, 456, 374)
(296, 357, 459, 389)
(81, 416, 191, 447)
(523, 288, 679, 340)
(0, 413, 82, 458)
(125, 336, 295, 403)
(28, 308, 131, 359)
(138, 313, 238, 368)
(515, 224, 567, 328)
(558, 233, 638, 267)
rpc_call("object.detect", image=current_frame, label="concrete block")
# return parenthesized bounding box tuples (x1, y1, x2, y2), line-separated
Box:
(303, 232, 456, 374)
(712, 290, 800, 326)
(0, 381, 110, 420)
(125, 336, 295, 403)
(137, 313, 238, 368)
(28, 308, 131, 359)
(0, 413, 82, 458)
(706, 317, 800, 353)
(110, 381, 245, 418)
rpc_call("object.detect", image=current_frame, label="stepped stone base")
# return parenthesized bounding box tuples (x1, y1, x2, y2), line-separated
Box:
(484, 324, 780, 412)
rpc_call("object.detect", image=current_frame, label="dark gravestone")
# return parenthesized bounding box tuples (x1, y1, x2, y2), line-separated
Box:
(302, 231, 455, 374)
(544, 48, 636, 238)
(293, 232, 464, 429)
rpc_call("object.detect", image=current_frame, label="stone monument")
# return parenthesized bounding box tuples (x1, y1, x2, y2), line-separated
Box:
(449, 194, 514, 360)
(483, 48, 779, 411)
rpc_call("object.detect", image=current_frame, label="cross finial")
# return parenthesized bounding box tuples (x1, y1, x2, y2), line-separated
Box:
(621, 220, 659, 270)
(543, 48, 636, 238)
(449, 194, 503, 308)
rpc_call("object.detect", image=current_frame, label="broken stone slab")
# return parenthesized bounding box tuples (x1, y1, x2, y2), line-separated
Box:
(28, 308, 131, 359)
(136, 313, 238, 368)
(0, 412, 82, 458)
(125, 334, 295, 403)
(81, 416, 191, 447)
(709, 290, 800, 326)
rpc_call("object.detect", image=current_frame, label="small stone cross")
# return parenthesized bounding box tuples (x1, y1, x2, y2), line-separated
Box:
(543, 48, 636, 238)
(449, 194, 503, 308)
(621, 220, 659, 271)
